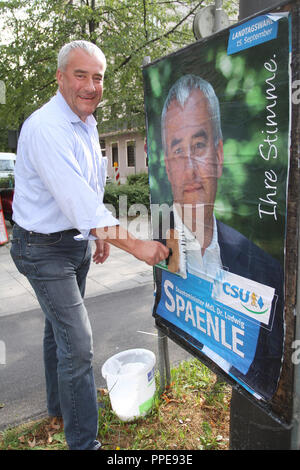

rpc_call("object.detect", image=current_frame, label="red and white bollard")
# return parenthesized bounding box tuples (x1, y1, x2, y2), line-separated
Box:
(114, 162, 120, 185)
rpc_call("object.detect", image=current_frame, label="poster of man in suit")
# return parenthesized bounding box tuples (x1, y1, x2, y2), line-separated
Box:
(143, 13, 291, 405)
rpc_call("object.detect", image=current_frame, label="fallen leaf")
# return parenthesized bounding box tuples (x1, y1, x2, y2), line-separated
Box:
(48, 417, 63, 430)
(161, 393, 171, 403)
(28, 437, 36, 448)
(166, 381, 175, 390)
(52, 424, 61, 431)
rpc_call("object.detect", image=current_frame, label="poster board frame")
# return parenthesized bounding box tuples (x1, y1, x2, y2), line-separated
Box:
(143, 0, 300, 426)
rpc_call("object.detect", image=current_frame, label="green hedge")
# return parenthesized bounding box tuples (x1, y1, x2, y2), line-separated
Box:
(126, 172, 149, 186)
(104, 173, 150, 217)
(0, 176, 14, 189)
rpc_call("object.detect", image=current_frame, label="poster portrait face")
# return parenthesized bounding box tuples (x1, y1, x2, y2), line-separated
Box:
(163, 87, 224, 234)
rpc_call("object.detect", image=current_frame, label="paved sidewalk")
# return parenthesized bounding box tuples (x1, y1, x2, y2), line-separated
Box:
(0, 217, 154, 318)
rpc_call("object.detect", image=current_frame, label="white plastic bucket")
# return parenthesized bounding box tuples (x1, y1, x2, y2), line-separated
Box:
(101, 348, 156, 422)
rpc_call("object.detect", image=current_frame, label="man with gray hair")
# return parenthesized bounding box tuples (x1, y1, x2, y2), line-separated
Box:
(162, 74, 224, 279)
(11, 40, 169, 450)
(155, 74, 284, 401)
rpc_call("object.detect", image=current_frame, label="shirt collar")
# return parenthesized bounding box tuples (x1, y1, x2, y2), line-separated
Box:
(173, 203, 219, 251)
(173, 205, 222, 279)
(54, 90, 97, 128)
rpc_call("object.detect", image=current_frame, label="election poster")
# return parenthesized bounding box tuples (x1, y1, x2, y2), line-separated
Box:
(143, 11, 292, 415)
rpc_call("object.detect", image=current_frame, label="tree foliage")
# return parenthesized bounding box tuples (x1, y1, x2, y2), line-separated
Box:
(0, 0, 238, 148)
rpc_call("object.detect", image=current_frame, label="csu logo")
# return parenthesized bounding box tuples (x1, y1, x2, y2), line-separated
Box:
(212, 271, 274, 326)
(222, 282, 269, 315)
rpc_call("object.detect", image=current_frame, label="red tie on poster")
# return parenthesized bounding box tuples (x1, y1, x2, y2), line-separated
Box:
(0, 195, 8, 245)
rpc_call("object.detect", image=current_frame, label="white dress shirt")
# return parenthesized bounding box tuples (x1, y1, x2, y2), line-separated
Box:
(13, 91, 119, 238)
(173, 205, 222, 281)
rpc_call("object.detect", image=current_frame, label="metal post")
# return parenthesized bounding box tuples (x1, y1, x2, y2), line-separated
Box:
(214, 0, 223, 32)
(157, 326, 171, 394)
(164, 334, 171, 386)
(290, 0, 300, 449)
(291, 221, 300, 449)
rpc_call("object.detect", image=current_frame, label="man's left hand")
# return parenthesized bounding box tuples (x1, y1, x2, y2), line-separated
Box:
(93, 239, 110, 264)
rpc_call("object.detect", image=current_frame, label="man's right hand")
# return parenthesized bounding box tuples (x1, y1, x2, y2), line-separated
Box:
(91, 225, 170, 266)
(133, 239, 170, 266)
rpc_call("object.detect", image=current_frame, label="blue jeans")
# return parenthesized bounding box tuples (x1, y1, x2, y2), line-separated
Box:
(10, 224, 100, 450)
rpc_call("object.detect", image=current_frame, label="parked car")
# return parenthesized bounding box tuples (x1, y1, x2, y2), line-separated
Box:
(0, 152, 16, 225)
(0, 152, 16, 178)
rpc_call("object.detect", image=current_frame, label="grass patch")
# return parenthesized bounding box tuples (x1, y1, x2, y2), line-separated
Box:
(0, 359, 231, 451)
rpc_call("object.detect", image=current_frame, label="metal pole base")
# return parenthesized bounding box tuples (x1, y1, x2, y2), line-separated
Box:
(157, 326, 171, 394)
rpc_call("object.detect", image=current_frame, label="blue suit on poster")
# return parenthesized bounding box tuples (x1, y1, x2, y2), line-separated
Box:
(154, 220, 284, 401)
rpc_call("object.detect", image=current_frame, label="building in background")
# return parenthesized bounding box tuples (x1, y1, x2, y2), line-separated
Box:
(100, 131, 148, 184)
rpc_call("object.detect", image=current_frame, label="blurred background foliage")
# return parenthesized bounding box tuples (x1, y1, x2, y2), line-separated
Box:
(143, 18, 290, 264)
(0, 0, 238, 150)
